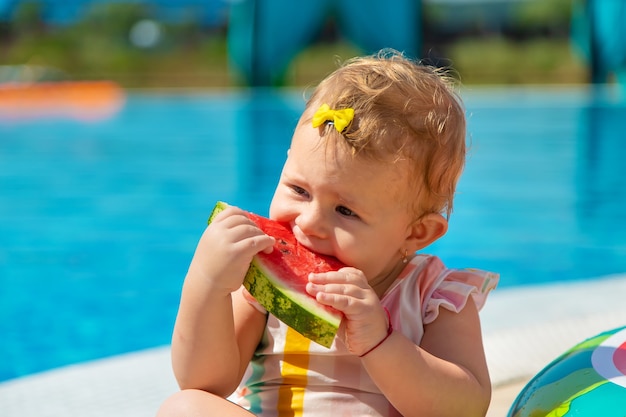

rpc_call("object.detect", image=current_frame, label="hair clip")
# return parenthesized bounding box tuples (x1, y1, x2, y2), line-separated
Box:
(311, 103, 354, 133)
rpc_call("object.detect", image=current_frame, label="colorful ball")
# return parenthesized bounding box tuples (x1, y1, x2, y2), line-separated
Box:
(508, 326, 626, 416)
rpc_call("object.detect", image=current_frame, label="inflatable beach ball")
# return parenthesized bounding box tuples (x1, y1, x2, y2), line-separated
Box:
(508, 326, 626, 417)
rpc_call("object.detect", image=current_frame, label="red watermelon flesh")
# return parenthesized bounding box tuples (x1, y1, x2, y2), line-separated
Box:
(208, 201, 344, 348)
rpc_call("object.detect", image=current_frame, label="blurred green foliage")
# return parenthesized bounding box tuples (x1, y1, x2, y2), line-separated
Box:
(1, 1, 230, 87)
(513, 0, 574, 35)
(0, 0, 588, 88)
(448, 37, 586, 85)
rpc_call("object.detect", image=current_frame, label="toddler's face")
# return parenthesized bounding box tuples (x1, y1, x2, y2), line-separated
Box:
(269, 118, 416, 283)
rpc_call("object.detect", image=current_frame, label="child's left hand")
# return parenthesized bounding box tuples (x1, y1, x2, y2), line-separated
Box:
(306, 267, 389, 356)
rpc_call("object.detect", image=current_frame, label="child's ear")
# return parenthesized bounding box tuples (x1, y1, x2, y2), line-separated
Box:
(406, 213, 448, 251)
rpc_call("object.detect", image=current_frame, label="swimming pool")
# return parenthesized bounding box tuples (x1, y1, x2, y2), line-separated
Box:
(1, 86, 625, 382)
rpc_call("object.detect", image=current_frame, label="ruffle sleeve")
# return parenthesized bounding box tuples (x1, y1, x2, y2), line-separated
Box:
(422, 263, 499, 325)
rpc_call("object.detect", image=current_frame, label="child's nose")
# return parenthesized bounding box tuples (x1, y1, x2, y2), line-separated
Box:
(295, 204, 328, 238)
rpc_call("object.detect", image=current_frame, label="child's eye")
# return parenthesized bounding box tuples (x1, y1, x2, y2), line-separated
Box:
(336, 205, 358, 218)
(291, 185, 309, 198)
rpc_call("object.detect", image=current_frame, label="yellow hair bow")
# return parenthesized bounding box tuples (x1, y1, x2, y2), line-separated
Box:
(311, 103, 354, 133)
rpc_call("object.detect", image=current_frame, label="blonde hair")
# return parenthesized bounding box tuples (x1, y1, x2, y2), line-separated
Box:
(304, 49, 466, 219)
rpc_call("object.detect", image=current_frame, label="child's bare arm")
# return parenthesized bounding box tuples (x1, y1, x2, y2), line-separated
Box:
(362, 303, 491, 417)
(308, 267, 491, 417)
(170, 207, 274, 397)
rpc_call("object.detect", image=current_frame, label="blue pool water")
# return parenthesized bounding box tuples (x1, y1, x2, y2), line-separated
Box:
(1, 87, 625, 382)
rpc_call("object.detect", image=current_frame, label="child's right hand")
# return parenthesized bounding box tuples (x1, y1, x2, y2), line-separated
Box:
(187, 206, 275, 295)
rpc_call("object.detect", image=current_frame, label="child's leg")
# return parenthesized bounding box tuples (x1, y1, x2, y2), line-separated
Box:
(157, 389, 255, 417)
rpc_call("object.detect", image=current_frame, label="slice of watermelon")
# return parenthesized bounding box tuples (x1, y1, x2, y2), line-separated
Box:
(208, 201, 344, 348)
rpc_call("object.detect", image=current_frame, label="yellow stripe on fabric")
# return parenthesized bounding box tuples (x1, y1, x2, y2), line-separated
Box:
(277, 326, 311, 417)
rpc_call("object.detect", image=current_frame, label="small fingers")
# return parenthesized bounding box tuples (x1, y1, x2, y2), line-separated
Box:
(210, 205, 248, 225)
(211, 207, 275, 254)
(251, 234, 276, 254)
(232, 229, 275, 255)
(306, 282, 374, 316)
(307, 282, 357, 297)
(314, 291, 355, 312)
(308, 267, 369, 287)
(307, 268, 372, 311)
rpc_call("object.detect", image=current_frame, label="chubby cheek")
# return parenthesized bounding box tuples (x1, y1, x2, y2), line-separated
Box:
(347, 257, 381, 281)
(333, 235, 374, 274)
(268, 188, 294, 222)
(341, 238, 400, 281)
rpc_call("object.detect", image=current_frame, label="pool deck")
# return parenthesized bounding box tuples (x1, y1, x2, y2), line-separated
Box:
(2, 274, 626, 417)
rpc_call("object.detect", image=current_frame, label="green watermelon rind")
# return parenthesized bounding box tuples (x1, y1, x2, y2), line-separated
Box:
(208, 201, 341, 348)
(207, 201, 228, 223)
(244, 257, 340, 348)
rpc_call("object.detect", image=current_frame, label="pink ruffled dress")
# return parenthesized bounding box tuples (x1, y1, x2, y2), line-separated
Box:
(229, 254, 499, 416)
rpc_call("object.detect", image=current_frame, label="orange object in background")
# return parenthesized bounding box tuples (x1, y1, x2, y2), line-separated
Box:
(0, 80, 125, 122)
